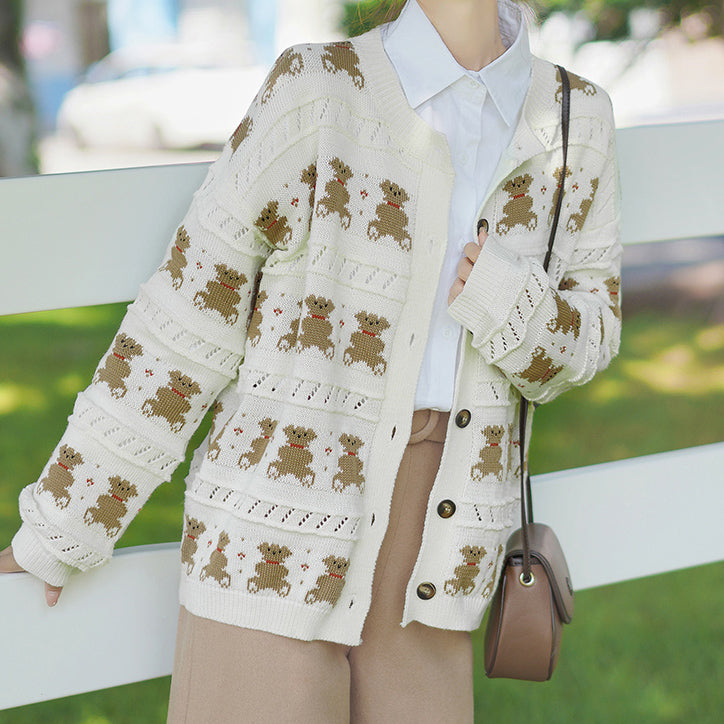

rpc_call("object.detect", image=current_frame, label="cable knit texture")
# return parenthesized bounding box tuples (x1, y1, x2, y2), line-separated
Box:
(13, 29, 621, 645)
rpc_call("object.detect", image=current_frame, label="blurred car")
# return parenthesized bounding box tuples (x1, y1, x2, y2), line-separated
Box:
(57, 44, 268, 149)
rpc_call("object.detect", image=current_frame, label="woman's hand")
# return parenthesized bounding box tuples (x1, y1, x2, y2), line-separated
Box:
(0, 545, 63, 607)
(448, 220, 488, 306)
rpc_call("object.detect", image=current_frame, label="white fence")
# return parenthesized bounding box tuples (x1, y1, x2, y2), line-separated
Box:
(1, 120, 723, 710)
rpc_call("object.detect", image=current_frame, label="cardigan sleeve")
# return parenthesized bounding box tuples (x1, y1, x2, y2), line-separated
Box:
(12, 49, 316, 587)
(447, 107, 622, 405)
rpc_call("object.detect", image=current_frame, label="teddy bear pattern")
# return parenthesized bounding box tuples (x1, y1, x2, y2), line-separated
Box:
(247, 541, 293, 597)
(316, 157, 354, 230)
(444, 545, 489, 595)
(296, 294, 336, 358)
(320, 41, 365, 90)
(230, 115, 253, 153)
(331, 433, 365, 492)
(142, 370, 202, 432)
(555, 67, 598, 104)
(255, 200, 293, 249)
(160, 225, 192, 290)
(304, 554, 350, 605)
(367, 179, 413, 251)
(238, 417, 278, 469)
(83, 475, 138, 537)
(200, 531, 232, 588)
(94, 333, 144, 399)
(496, 173, 538, 235)
(470, 425, 506, 481)
(266, 424, 317, 487)
(181, 515, 207, 574)
(192, 263, 248, 325)
(547, 291, 582, 339)
(37, 444, 84, 509)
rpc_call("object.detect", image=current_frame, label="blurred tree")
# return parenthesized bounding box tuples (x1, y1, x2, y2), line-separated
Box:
(341, 0, 724, 39)
(0, 0, 38, 176)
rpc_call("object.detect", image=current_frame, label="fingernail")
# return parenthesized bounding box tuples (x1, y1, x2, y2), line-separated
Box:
(47, 592, 59, 606)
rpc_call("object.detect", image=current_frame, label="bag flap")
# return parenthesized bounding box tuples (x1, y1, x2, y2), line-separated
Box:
(505, 522, 575, 623)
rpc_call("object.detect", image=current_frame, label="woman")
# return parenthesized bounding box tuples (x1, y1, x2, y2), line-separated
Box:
(0, 0, 621, 720)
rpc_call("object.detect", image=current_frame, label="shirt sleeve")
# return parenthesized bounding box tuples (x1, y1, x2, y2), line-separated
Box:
(12, 48, 316, 587)
(447, 102, 622, 405)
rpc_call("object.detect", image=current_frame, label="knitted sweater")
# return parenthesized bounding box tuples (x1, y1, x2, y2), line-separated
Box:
(13, 28, 621, 646)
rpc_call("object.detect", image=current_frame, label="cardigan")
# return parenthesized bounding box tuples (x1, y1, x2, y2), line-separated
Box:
(13, 26, 622, 647)
(383, 0, 533, 412)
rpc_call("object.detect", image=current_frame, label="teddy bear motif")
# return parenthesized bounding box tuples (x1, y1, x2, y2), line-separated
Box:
(277, 301, 302, 352)
(255, 200, 293, 248)
(142, 370, 202, 432)
(180, 515, 207, 574)
(496, 174, 538, 235)
(83, 475, 138, 537)
(320, 41, 365, 89)
(230, 115, 253, 153)
(558, 277, 579, 292)
(246, 289, 268, 347)
(470, 425, 506, 481)
(94, 333, 144, 399)
(555, 68, 597, 103)
(247, 541, 293, 597)
(331, 433, 365, 492)
(300, 163, 317, 209)
(200, 531, 232, 588)
(37, 445, 84, 509)
(266, 424, 317, 487)
(444, 545, 487, 595)
(160, 225, 191, 290)
(205, 400, 226, 461)
(548, 166, 572, 225)
(296, 294, 336, 359)
(260, 48, 304, 104)
(517, 347, 564, 385)
(480, 544, 505, 599)
(547, 291, 582, 339)
(238, 417, 278, 469)
(567, 177, 599, 233)
(604, 276, 622, 319)
(304, 555, 350, 605)
(193, 263, 248, 325)
(342, 310, 390, 376)
(367, 179, 412, 251)
(316, 158, 353, 229)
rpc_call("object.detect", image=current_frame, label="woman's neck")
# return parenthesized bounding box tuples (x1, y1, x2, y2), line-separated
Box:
(416, 0, 505, 71)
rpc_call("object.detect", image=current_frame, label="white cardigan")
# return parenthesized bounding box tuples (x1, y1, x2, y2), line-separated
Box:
(13, 27, 621, 646)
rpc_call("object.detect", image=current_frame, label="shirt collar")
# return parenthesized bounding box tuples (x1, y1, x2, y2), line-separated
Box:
(381, 0, 532, 127)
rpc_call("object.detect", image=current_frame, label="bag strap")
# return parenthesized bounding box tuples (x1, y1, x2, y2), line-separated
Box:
(519, 65, 570, 581)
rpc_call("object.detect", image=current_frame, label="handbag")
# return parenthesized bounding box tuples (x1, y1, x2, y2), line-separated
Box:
(483, 65, 575, 682)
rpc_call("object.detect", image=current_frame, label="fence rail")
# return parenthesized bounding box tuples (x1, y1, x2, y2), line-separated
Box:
(1, 120, 723, 710)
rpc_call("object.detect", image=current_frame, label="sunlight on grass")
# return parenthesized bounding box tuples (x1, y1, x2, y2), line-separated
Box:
(0, 304, 127, 329)
(0, 383, 47, 415)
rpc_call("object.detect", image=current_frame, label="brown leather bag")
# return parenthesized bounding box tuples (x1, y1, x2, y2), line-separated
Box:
(484, 65, 575, 682)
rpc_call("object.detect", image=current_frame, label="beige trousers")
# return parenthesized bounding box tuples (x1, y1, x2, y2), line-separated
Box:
(167, 409, 474, 723)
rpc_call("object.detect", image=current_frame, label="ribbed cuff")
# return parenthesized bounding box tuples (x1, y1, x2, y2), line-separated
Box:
(11, 524, 75, 588)
(447, 237, 529, 346)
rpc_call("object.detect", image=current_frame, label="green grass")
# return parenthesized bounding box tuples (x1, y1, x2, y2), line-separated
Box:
(1, 304, 723, 723)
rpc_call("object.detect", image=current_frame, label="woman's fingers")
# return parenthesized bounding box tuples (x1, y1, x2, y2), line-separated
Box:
(0, 545, 63, 606)
(45, 583, 62, 607)
(448, 224, 489, 305)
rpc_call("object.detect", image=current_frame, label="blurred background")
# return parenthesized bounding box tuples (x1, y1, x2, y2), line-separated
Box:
(1, 1, 723, 722)
(0, 0, 723, 175)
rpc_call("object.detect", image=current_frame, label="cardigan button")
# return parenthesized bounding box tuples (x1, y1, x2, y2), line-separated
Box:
(455, 409, 471, 428)
(437, 500, 456, 518)
(416, 582, 436, 600)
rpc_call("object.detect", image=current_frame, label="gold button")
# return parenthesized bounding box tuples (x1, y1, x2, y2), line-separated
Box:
(437, 500, 456, 518)
(416, 582, 436, 600)
(455, 409, 471, 428)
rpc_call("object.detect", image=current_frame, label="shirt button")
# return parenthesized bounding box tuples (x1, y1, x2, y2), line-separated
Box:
(437, 500, 456, 518)
(455, 409, 471, 428)
(442, 326, 455, 340)
(416, 582, 436, 600)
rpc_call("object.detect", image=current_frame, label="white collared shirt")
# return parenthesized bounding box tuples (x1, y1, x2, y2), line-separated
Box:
(381, 0, 532, 411)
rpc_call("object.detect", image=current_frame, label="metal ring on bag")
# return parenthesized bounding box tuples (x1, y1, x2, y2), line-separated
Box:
(519, 571, 535, 587)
